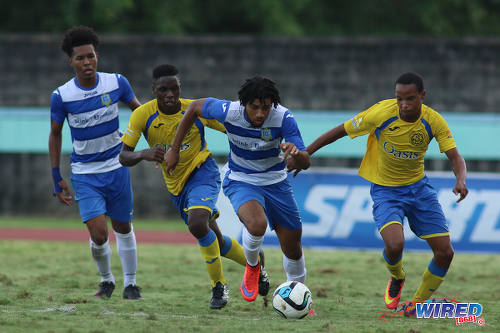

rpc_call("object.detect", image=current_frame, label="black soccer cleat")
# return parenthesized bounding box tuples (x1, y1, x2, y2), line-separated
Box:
(210, 281, 229, 309)
(258, 249, 270, 296)
(123, 284, 143, 300)
(94, 281, 115, 299)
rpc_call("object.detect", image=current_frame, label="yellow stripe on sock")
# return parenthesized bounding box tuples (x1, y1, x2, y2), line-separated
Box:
(412, 268, 445, 302)
(200, 238, 225, 287)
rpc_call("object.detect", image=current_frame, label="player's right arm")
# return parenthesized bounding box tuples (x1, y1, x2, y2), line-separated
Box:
(119, 105, 165, 166)
(49, 91, 73, 205)
(119, 143, 165, 166)
(164, 98, 207, 174)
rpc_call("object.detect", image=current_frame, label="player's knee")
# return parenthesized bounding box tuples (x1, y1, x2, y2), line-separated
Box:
(188, 219, 210, 239)
(245, 221, 267, 236)
(436, 246, 454, 264)
(91, 233, 108, 245)
(385, 239, 404, 256)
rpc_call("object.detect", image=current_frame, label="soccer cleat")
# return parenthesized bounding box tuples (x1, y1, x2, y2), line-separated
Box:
(403, 302, 416, 317)
(258, 249, 270, 296)
(240, 262, 260, 302)
(210, 281, 229, 309)
(94, 281, 115, 299)
(307, 308, 318, 317)
(123, 285, 143, 300)
(384, 276, 405, 309)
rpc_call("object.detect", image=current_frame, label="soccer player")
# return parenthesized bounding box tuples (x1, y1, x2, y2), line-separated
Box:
(165, 76, 311, 303)
(49, 26, 142, 300)
(119, 64, 270, 309)
(288, 72, 468, 316)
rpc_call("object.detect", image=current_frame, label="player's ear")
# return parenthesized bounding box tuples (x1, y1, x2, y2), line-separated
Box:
(421, 89, 426, 100)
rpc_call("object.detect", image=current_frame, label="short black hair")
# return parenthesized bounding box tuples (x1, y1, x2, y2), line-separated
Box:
(238, 76, 281, 108)
(61, 26, 99, 57)
(152, 64, 179, 79)
(395, 72, 424, 93)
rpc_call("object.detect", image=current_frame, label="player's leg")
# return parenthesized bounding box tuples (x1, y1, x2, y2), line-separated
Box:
(412, 236, 453, 303)
(209, 214, 269, 295)
(275, 226, 306, 283)
(222, 176, 267, 302)
(371, 183, 407, 309)
(404, 177, 451, 316)
(85, 214, 116, 298)
(72, 173, 116, 298)
(107, 167, 141, 300)
(380, 223, 406, 309)
(174, 157, 228, 308)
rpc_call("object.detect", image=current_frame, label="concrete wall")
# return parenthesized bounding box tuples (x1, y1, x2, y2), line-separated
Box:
(1, 34, 500, 112)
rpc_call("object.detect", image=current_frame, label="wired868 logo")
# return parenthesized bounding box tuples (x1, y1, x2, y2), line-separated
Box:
(378, 298, 485, 326)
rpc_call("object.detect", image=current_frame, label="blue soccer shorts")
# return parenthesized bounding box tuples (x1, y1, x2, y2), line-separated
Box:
(71, 166, 133, 223)
(222, 175, 302, 231)
(169, 157, 220, 224)
(370, 176, 449, 239)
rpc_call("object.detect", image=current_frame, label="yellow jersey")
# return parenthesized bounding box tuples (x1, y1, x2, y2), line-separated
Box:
(121, 98, 226, 195)
(344, 99, 456, 186)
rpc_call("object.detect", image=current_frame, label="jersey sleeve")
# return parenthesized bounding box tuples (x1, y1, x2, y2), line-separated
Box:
(50, 90, 66, 124)
(117, 74, 135, 104)
(121, 107, 144, 148)
(282, 110, 306, 150)
(201, 98, 230, 123)
(344, 103, 379, 138)
(432, 112, 457, 153)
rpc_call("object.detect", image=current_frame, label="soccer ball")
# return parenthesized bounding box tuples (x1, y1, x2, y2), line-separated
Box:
(272, 281, 313, 319)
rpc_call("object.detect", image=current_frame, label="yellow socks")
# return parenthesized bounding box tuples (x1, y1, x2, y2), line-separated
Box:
(220, 235, 247, 267)
(198, 230, 225, 287)
(412, 259, 447, 302)
(383, 250, 406, 280)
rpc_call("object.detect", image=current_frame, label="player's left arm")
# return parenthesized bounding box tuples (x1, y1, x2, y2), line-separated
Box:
(281, 111, 310, 170)
(445, 147, 468, 203)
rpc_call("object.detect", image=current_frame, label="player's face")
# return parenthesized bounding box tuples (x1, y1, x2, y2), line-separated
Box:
(69, 44, 97, 84)
(396, 83, 426, 122)
(245, 98, 272, 127)
(153, 76, 181, 114)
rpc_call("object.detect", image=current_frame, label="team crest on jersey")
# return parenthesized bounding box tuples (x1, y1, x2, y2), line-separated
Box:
(101, 94, 111, 106)
(410, 130, 425, 146)
(261, 128, 272, 141)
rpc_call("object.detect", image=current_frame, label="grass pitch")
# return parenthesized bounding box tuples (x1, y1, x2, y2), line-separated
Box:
(0, 219, 499, 332)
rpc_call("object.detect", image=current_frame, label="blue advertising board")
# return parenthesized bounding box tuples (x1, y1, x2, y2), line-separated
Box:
(217, 168, 500, 253)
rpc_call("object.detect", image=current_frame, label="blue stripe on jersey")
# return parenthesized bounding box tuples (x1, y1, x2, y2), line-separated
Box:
(70, 118, 119, 141)
(375, 116, 398, 140)
(70, 142, 122, 163)
(144, 111, 159, 141)
(224, 122, 281, 140)
(421, 118, 434, 141)
(228, 156, 286, 174)
(63, 89, 123, 114)
(229, 142, 281, 160)
(194, 118, 206, 151)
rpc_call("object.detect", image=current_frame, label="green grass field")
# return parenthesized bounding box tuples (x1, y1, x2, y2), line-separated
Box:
(1, 217, 499, 332)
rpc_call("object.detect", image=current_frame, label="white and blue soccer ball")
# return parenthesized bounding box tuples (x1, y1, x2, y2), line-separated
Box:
(272, 281, 313, 319)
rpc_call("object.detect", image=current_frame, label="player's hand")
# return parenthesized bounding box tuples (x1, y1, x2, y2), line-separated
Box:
(55, 179, 73, 206)
(280, 142, 299, 161)
(286, 158, 303, 178)
(453, 181, 468, 203)
(141, 147, 166, 168)
(164, 148, 180, 175)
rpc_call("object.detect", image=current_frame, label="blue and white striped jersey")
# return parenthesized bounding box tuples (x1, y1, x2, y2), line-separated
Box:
(201, 97, 306, 185)
(51, 72, 135, 174)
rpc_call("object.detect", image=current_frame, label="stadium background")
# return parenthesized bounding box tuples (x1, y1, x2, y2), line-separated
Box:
(0, 0, 499, 228)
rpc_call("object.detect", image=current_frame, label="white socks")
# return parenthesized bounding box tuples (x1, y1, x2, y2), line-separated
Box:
(90, 239, 114, 284)
(242, 227, 264, 267)
(114, 227, 138, 287)
(283, 254, 306, 283)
